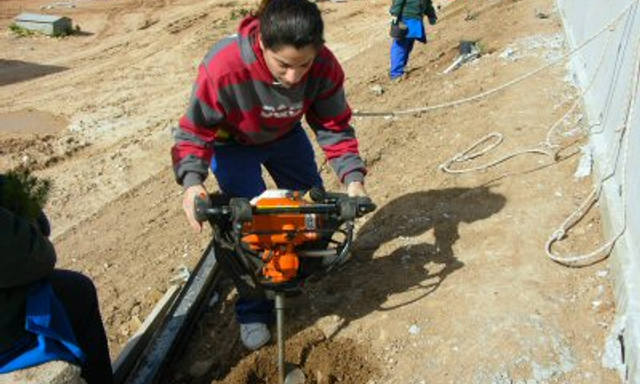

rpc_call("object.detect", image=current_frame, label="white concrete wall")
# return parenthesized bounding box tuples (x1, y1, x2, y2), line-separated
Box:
(556, 0, 640, 382)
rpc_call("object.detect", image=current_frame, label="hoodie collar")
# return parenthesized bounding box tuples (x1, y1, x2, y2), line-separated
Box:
(237, 16, 274, 82)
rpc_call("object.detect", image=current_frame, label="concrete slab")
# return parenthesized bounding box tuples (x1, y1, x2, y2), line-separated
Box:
(0, 360, 86, 384)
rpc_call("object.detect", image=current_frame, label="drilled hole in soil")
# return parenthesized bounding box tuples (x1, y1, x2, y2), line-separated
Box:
(214, 328, 379, 384)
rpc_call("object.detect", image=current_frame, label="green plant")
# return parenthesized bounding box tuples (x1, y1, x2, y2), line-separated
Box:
(0, 167, 52, 221)
(476, 40, 488, 55)
(8, 23, 36, 37)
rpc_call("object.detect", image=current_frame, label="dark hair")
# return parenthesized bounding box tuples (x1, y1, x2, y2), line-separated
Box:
(256, 0, 324, 51)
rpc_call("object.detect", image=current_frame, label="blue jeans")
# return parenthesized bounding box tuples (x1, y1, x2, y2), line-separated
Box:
(211, 124, 323, 324)
(390, 38, 416, 79)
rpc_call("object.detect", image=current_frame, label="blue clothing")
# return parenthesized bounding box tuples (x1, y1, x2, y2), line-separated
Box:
(211, 124, 323, 199)
(390, 18, 427, 79)
(404, 18, 427, 42)
(235, 299, 275, 324)
(211, 123, 323, 324)
(391, 38, 416, 79)
(0, 281, 84, 373)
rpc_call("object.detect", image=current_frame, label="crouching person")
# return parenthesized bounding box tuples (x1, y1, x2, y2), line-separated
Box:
(0, 172, 113, 384)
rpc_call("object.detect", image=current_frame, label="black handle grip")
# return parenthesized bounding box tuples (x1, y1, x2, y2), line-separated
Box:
(308, 187, 347, 203)
(355, 197, 376, 216)
(338, 196, 376, 220)
(194, 193, 211, 223)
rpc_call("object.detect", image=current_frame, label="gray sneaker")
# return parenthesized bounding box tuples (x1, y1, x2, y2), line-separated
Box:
(240, 322, 271, 350)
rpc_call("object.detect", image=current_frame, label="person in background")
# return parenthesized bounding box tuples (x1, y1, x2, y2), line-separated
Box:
(389, 0, 438, 80)
(0, 171, 113, 384)
(171, 0, 368, 350)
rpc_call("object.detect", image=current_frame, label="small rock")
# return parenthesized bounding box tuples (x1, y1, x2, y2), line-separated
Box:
(127, 316, 142, 332)
(535, 8, 550, 19)
(499, 47, 516, 60)
(316, 314, 343, 338)
(574, 146, 593, 178)
(370, 84, 384, 95)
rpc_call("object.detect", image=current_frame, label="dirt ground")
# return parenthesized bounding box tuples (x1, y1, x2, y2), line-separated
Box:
(0, 0, 622, 383)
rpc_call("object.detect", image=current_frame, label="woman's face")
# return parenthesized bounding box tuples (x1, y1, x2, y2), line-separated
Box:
(261, 41, 318, 88)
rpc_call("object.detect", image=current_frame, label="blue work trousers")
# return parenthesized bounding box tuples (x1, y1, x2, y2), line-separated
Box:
(390, 38, 416, 79)
(211, 125, 323, 324)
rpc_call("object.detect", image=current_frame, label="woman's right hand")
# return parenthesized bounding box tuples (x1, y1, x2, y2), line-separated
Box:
(183, 184, 208, 233)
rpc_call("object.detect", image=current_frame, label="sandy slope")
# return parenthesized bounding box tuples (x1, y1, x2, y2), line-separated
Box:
(0, 0, 621, 382)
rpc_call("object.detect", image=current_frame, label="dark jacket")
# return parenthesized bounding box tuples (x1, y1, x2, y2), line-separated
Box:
(0, 176, 56, 354)
(390, 0, 437, 23)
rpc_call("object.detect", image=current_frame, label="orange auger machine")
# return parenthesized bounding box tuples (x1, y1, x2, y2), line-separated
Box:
(194, 187, 375, 384)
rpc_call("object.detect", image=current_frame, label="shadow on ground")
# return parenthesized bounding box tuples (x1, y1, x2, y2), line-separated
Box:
(305, 186, 507, 335)
(0, 59, 67, 86)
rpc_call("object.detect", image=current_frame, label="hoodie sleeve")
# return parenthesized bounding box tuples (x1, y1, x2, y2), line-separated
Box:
(171, 62, 226, 189)
(305, 53, 366, 185)
(0, 207, 56, 288)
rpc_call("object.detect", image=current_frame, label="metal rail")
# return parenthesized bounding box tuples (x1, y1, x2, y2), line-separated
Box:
(118, 239, 222, 384)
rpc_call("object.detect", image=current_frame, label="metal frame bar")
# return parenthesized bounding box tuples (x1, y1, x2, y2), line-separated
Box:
(122, 239, 221, 384)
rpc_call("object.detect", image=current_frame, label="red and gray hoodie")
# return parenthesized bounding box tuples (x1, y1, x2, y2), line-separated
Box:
(171, 16, 366, 189)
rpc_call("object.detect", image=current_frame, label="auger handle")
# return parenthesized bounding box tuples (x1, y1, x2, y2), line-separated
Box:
(194, 193, 230, 223)
(309, 189, 376, 221)
(194, 190, 376, 223)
